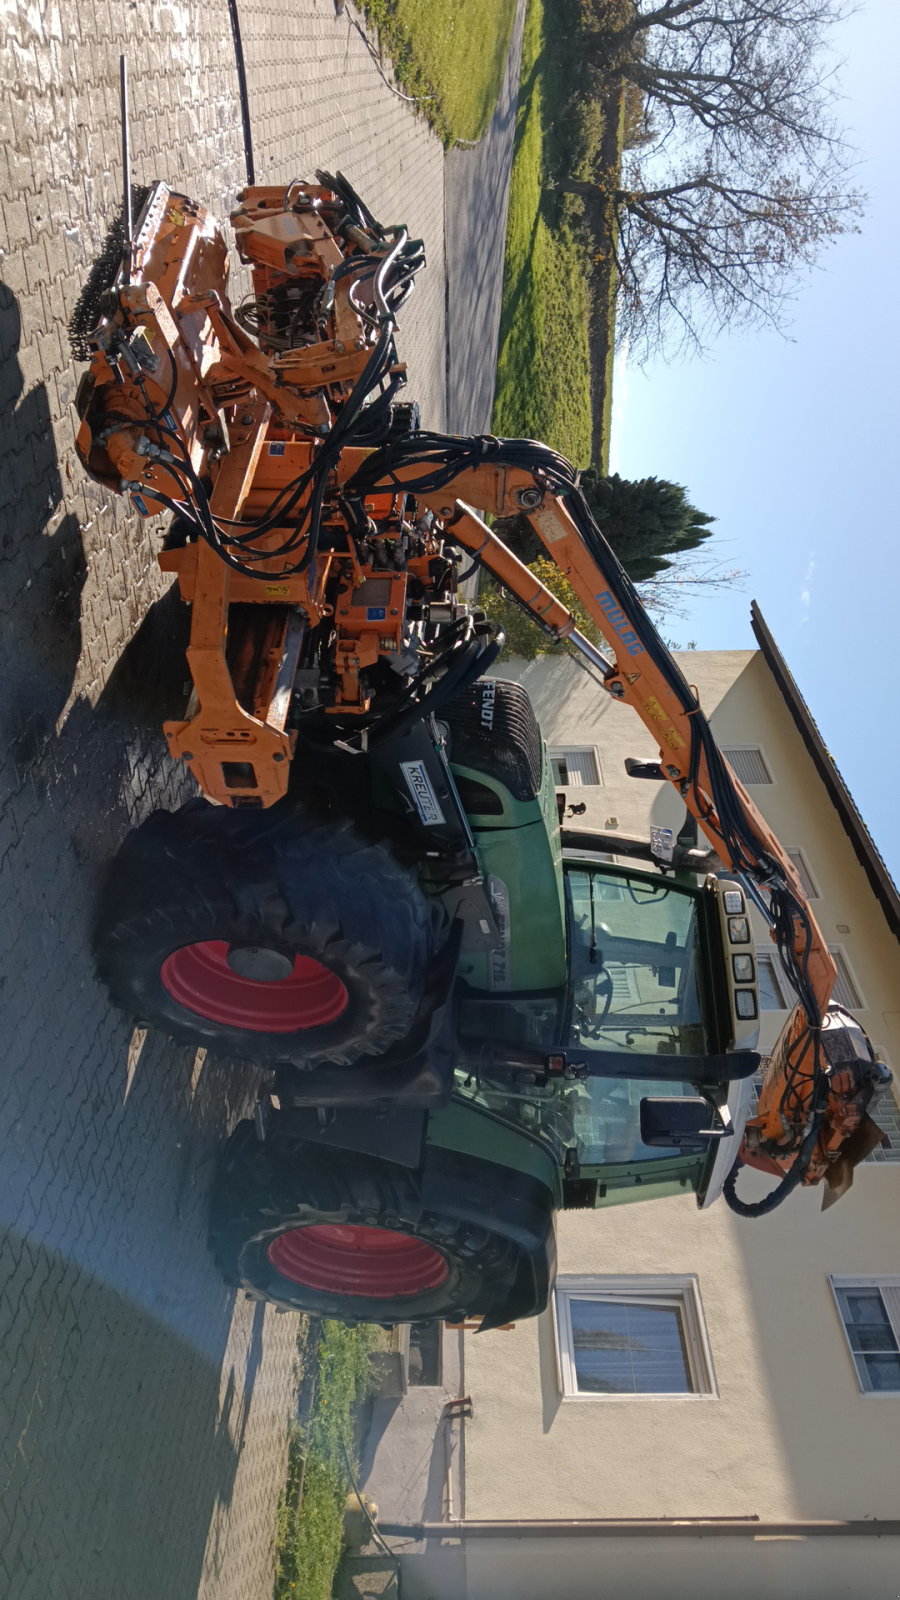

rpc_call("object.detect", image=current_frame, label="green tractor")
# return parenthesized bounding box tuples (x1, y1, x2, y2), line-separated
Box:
(96, 678, 761, 1327)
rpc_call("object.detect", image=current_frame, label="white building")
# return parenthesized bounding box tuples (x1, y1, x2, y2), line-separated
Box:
(361, 607, 900, 1600)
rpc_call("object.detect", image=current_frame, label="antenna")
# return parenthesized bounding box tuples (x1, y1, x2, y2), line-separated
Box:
(120, 54, 133, 283)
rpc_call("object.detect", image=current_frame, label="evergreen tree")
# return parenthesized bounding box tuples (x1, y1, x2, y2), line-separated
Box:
(493, 473, 715, 582)
(580, 470, 715, 582)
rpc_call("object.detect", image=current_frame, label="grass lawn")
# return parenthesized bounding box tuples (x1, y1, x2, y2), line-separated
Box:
(490, 0, 595, 466)
(274, 1320, 377, 1600)
(359, 0, 519, 145)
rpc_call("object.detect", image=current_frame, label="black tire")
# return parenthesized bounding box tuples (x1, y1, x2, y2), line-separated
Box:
(94, 800, 438, 1064)
(210, 1120, 524, 1325)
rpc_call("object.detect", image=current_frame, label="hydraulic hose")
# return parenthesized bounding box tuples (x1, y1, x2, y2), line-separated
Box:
(722, 1109, 825, 1218)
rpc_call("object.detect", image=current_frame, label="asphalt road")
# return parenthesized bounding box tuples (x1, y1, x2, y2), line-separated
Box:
(0, 3, 523, 1595)
(444, 0, 527, 433)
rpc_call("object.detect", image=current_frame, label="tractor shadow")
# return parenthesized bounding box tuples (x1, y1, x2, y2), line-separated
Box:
(0, 279, 87, 777)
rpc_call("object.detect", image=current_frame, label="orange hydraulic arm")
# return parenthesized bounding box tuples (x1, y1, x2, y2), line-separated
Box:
(330, 472, 855, 1193)
(433, 495, 837, 1014)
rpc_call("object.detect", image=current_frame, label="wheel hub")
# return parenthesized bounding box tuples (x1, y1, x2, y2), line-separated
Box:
(160, 939, 349, 1031)
(226, 942, 294, 982)
(267, 1223, 449, 1296)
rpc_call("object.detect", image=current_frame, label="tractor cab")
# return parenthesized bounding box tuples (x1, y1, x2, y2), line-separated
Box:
(454, 854, 762, 1208)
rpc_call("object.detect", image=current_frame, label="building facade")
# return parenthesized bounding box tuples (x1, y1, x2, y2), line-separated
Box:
(361, 612, 900, 1600)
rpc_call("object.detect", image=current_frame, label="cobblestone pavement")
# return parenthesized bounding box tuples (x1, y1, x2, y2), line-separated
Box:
(0, 3, 454, 1597)
(238, 1, 448, 429)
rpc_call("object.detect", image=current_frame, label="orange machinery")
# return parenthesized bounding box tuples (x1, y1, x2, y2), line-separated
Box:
(75, 176, 890, 1213)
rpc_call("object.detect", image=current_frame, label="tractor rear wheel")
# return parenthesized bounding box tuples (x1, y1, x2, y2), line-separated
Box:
(209, 1120, 523, 1325)
(94, 800, 437, 1064)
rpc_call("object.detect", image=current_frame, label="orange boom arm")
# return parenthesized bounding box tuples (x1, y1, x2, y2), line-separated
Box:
(338, 482, 847, 1191)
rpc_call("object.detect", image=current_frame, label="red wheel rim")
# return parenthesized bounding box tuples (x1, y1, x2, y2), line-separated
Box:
(267, 1224, 449, 1296)
(160, 940, 349, 1032)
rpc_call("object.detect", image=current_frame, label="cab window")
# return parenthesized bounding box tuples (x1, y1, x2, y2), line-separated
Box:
(564, 867, 708, 1061)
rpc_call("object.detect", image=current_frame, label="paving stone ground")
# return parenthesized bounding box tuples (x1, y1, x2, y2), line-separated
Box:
(0, 3, 452, 1597)
(0, 3, 522, 1594)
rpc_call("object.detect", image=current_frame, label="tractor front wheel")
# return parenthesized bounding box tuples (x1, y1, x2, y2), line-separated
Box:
(94, 800, 438, 1065)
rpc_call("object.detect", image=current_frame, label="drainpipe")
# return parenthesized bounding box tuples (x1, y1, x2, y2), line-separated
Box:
(443, 1414, 455, 1522)
(380, 1517, 900, 1540)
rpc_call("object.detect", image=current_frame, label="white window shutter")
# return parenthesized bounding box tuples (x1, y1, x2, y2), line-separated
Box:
(549, 748, 601, 786)
(722, 746, 772, 784)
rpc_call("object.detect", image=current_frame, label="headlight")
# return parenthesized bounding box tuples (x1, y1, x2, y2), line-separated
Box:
(733, 953, 754, 982)
(728, 916, 750, 944)
(735, 989, 758, 1019)
(723, 890, 744, 915)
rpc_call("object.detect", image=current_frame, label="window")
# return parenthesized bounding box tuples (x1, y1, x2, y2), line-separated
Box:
(865, 1098, 900, 1163)
(564, 869, 709, 1062)
(756, 949, 791, 1010)
(407, 1321, 442, 1386)
(757, 944, 864, 1012)
(549, 747, 601, 786)
(554, 1276, 716, 1398)
(785, 848, 820, 899)
(831, 1278, 900, 1393)
(829, 947, 865, 1010)
(721, 746, 773, 785)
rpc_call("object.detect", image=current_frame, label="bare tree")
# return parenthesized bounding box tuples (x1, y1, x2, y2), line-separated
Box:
(562, 155, 860, 355)
(576, 0, 855, 155)
(638, 554, 748, 624)
(555, 0, 863, 356)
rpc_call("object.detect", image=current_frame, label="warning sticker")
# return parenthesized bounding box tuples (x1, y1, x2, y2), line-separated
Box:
(400, 760, 446, 827)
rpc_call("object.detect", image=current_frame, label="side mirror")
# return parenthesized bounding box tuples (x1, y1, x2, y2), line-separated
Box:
(640, 1097, 732, 1152)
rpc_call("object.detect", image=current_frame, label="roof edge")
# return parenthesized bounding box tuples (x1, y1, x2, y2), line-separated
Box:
(750, 601, 900, 947)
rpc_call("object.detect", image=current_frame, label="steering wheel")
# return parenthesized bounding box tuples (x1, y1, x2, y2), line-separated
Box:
(574, 969, 615, 1038)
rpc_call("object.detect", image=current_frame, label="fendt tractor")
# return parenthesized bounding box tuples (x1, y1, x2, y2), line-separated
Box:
(73, 173, 891, 1328)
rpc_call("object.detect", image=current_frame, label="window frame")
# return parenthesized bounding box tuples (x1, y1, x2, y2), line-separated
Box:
(784, 847, 821, 900)
(828, 945, 866, 1011)
(829, 1276, 900, 1396)
(405, 1319, 443, 1388)
(720, 745, 774, 785)
(755, 946, 792, 1011)
(553, 1274, 717, 1401)
(548, 745, 603, 788)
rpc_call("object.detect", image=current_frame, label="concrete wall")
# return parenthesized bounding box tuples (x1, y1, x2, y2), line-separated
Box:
(397, 1533, 900, 1600)
(359, 1327, 466, 1523)
(462, 1165, 900, 1522)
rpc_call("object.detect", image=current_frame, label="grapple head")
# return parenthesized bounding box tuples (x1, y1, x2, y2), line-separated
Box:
(742, 1002, 893, 1198)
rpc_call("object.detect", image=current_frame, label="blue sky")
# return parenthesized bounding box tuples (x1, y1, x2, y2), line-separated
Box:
(610, 0, 899, 880)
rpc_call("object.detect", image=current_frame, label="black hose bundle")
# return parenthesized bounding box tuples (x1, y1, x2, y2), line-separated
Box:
(131, 225, 426, 579)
